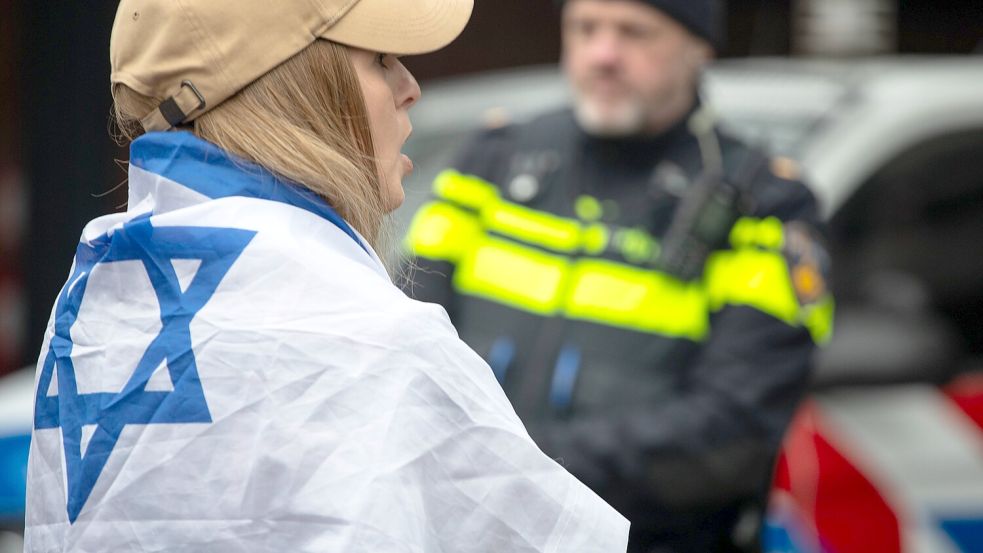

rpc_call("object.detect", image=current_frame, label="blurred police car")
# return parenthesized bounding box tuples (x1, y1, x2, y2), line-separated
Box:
(402, 57, 983, 553)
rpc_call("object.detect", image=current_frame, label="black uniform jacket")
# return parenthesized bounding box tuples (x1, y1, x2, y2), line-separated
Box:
(403, 108, 833, 552)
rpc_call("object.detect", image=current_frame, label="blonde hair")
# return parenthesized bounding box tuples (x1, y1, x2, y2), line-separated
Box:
(112, 39, 393, 257)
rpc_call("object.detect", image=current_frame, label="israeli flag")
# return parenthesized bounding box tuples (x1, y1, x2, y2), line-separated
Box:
(24, 132, 629, 552)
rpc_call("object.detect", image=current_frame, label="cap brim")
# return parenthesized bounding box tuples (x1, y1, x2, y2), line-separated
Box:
(321, 0, 474, 56)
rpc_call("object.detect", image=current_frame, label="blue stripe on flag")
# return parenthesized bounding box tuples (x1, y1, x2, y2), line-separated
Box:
(129, 131, 366, 252)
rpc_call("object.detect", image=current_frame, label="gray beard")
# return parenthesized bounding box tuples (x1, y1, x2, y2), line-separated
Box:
(571, 95, 648, 137)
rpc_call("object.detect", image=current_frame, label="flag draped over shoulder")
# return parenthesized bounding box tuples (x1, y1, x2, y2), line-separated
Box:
(24, 131, 629, 552)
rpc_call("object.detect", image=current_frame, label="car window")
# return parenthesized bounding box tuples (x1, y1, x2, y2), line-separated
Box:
(823, 129, 983, 382)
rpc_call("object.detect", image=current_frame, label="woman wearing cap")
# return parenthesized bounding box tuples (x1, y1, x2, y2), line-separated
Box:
(23, 0, 629, 551)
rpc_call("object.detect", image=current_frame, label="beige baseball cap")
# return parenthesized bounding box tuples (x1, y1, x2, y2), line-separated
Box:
(110, 0, 474, 132)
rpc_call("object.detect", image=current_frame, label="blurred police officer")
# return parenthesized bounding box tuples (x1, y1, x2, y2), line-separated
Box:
(404, 1, 834, 551)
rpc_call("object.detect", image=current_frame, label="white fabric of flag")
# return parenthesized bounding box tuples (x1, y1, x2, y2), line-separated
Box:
(24, 131, 629, 552)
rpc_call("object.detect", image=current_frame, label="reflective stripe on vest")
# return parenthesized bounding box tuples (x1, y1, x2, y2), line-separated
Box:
(406, 170, 834, 343)
(567, 258, 709, 340)
(450, 237, 708, 339)
(405, 201, 480, 262)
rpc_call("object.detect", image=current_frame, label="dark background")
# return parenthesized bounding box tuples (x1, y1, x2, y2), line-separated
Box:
(1, 0, 982, 376)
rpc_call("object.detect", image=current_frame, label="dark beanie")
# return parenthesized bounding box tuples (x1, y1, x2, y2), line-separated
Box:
(557, 0, 726, 50)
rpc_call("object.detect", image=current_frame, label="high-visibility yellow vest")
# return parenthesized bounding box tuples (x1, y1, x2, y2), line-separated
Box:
(406, 170, 834, 344)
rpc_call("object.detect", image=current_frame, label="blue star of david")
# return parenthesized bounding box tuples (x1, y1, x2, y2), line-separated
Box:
(33, 215, 255, 523)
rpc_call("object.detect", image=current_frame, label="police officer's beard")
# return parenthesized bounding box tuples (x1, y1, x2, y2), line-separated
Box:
(571, 93, 648, 138)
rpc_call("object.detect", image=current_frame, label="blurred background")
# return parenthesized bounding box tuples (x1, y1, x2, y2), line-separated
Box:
(1, 1, 982, 552)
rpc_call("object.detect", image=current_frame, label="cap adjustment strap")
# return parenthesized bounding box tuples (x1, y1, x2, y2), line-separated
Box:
(140, 80, 207, 132)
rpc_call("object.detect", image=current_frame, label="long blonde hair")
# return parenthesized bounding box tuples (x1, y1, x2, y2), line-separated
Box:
(112, 39, 391, 255)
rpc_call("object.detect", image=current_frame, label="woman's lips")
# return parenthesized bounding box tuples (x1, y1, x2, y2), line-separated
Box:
(401, 153, 414, 175)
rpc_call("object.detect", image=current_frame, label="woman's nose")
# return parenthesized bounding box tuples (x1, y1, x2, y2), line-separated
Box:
(395, 60, 421, 110)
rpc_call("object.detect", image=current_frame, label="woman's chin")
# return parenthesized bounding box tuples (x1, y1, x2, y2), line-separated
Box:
(384, 185, 405, 213)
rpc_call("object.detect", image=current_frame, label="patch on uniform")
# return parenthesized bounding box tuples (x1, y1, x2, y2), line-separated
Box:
(782, 221, 831, 306)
